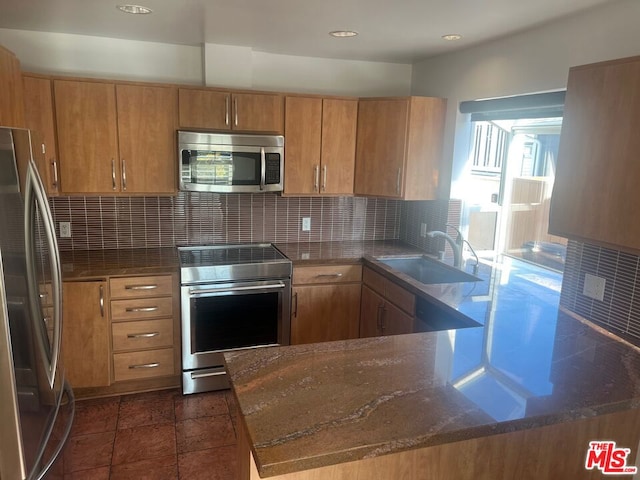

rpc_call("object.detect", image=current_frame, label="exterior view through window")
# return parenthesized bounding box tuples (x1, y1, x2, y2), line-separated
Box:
(463, 117, 565, 272)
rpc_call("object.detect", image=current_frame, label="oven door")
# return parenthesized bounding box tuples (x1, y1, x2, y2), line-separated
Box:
(181, 279, 291, 374)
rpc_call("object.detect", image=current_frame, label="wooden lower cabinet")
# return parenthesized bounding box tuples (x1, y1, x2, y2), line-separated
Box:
(62, 280, 111, 389)
(62, 273, 180, 398)
(360, 285, 414, 337)
(291, 264, 362, 345)
(291, 284, 361, 344)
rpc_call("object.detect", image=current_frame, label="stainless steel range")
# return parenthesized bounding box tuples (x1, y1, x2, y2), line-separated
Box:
(178, 243, 292, 394)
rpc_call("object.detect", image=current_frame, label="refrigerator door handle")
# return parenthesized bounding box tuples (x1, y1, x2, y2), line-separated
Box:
(24, 158, 64, 390)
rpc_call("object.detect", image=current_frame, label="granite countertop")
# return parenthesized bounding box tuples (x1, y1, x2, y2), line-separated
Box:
(224, 252, 640, 478)
(60, 247, 179, 279)
(274, 240, 425, 265)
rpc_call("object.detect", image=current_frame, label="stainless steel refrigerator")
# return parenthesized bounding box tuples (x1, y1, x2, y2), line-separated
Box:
(0, 127, 74, 479)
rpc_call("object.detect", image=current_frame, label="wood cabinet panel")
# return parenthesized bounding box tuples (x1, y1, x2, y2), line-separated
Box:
(382, 301, 415, 335)
(22, 75, 59, 195)
(385, 281, 415, 316)
(321, 99, 357, 195)
(284, 96, 322, 194)
(112, 318, 173, 352)
(54, 80, 119, 194)
(110, 296, 173, 322)
(359, 285, 384, 338)
(293, 265, 362, 285)
(179, 88, 230, 130)
(113, 348, 174, 382)
(549, 56, 640, 250)
(355, 97, 446, 200)
(116, 84, 177, 194)
(232, 92, 284, 133)
(109, 275, 174, 299)
(355, 98, 408, 198)
(291, 283, 361, 344)
(62, 281, 110, 388)
(0, 46, 25, 128)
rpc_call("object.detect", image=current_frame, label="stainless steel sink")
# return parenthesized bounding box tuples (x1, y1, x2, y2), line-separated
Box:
(376, 256, 481, 284)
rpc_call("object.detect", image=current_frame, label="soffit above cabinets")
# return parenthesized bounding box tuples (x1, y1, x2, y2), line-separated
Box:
(0, 0, 613, 63)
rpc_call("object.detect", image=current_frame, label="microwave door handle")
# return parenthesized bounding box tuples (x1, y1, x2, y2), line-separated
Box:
(260, 147, 266, 191)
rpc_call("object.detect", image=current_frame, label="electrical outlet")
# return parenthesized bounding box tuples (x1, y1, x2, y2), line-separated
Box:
(583, 273, 606, 301)
(420, 223, 428, 237)
(59, 222, 71, 238)
(301, 217, 311, 232)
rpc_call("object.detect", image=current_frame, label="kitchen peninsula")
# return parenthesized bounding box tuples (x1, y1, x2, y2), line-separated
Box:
(225, 254, 640, 480)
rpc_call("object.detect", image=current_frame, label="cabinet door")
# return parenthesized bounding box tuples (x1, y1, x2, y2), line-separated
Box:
(291, 284, 361, 344)
(284, 96, 322, 195)
(232, 92, 284, 133)
(0, 46, 25, 128)
(116, 84, 177, 194)
(383, 302, 415, 336)
(23, 75, 59, 195)
(355, 98, 408, 198)
(62, 281, 111, 388)
(178, 88, 231, 131)
(549, 58, 640, 249)
(359, 285, 384, 338)
(54, 80, 119, 194)
(321, 99, 357, 195)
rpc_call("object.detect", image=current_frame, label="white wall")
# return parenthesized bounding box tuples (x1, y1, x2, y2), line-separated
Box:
(0, 28, 412, 96)
(411, 0, 640, 198)
(203, 43, 412, 96)
(0, 29, 203, 84)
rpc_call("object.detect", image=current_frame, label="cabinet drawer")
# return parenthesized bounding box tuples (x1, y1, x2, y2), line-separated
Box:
(362, 267, 386, 295)
(111, 297, 173, 321)
(385, 281, 415, 316)
(363, 267, 415, 315)
(293, 265, 362, 285)
(109, 275, 173, 299)
(112, 318, 174, 352)
(113, 348, 174, 382)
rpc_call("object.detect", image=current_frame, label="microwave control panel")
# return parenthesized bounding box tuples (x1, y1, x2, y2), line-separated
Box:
(265, 154, 281, 184)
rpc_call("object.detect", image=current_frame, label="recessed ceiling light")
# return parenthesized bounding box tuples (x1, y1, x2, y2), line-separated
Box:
(329, 30, 359, 38)
(441, 34, 462, 41)
(116, 4, 153, 14)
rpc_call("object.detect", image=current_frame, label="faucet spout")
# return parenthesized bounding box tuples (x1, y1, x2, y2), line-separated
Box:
(426, 230, 462, 268)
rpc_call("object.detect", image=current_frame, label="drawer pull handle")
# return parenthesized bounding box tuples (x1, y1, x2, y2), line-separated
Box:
(128, 362, 159, 369)
(125, 306, 158, 313)
(127, 332, 160, 339)
(191, 370, 226, 379)
(316, 273, 343, 278)
(124, 284, 158, 290)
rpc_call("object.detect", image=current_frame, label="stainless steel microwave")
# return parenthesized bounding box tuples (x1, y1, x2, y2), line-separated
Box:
(178, 131, 284, 193)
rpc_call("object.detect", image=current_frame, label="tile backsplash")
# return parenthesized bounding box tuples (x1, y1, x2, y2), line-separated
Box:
(50, 193, 406, 251)
(561, 240, 640, 346)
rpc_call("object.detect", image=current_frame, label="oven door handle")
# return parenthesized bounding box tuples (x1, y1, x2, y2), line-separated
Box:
(189, 282, 286, 297)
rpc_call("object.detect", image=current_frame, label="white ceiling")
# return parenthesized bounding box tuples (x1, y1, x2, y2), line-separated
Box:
(0, 0, 616, 63)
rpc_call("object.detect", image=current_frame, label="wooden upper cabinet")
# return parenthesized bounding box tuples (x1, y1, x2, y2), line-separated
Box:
(54, 79, 119, 194)
(354, 96, 446, 200)
(179, 88, 283, 134)
(179, 88, 230, 130)
(549, 56, 640, 251)
(0, 46, 26, 128)
(284, 96, 322, 194)
(116, 84, 177, 194)
(284, 96, 357, 196)
(321, 98, 357, 195)
(232, 92, 283, 133)
(23, 75, 59, 195)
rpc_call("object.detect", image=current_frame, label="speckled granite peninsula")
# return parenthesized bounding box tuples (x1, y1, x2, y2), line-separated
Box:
(225, 254, 640, 480)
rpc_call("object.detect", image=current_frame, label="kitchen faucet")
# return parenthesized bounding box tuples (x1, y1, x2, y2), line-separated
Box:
(426, 230, 462, 268)
(427, 225, 480, 273)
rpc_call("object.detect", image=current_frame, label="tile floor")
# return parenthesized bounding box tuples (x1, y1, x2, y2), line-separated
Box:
(49, 388, 239, 480)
